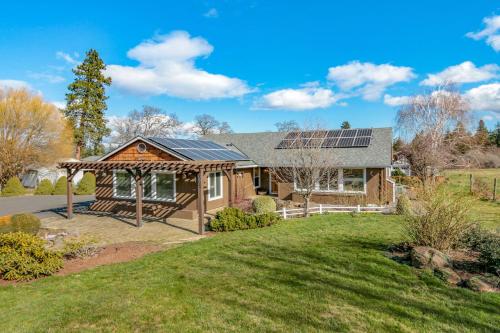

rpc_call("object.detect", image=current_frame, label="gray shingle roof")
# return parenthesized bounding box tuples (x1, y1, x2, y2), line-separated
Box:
(204, 127, 393, 168)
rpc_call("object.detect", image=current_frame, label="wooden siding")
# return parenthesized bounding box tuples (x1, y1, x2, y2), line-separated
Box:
(234, 168, 256, 200)
(107, 140, 181, 161)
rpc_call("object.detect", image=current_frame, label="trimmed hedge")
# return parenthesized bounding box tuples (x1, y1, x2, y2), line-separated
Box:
(396, 195, 411, 215)
(252, 196, 277, 214)
(210, 207, 281, 232)
(75, 172, 96, 195)
(1, 177, 26, 197)
(10, 214, 41, 235)
(34, 179, 54, 195)
(0, 232, 63, 281)
(52, 176, 67, 195)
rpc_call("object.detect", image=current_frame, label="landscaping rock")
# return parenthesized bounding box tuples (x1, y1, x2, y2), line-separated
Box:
(465, 276, 497, 292)
(410, 246, 452, 269)
(434, 267, 461, 285)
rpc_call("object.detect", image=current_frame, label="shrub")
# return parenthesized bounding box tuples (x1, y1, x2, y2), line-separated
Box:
(0, 232, 63, 280)
(210, 207, 281, 232)
(252, 196, 277, 214)
(9, 214, 41, 235)
(391, 168, 406, 177)
(61, 238, 99, 259)
(34, 179, 54, 195)
(402, 187, 472, 250)
(75, 172, 96, 195)
(52, 176, 67, 195)
(462, 225, 500, 273)
(396, 194, 411, 215)
(1, 177, 26, 197)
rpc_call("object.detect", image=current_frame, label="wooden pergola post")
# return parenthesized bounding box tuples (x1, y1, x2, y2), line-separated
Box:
(135, 169, 143, 227)
(197, 169, 205, 235)
(66, 168, 74, 219)
(224, 168, 234, 207)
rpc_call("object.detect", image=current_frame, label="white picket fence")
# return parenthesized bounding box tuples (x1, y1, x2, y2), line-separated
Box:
(276, 204, 386, 219)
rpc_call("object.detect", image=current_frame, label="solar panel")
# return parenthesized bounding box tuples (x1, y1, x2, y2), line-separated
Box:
(357, 128, 372, 137)
(284, 132, 300, 140)
(337, 137, 355, 147)
(353, 136, 371, 147)
(276, 139, 295, 149)
(276, 128, 373, 149)
(149, 137, 248, 161)
(326, 130, 342, 138)
(305, 138, 323, 148)
(321, 137, 338, 148)
(342, 129, 358, 137)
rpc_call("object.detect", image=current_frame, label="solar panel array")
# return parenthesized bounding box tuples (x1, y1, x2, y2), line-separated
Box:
(149, 138, 249, 161)
(276, 128, 373, 149)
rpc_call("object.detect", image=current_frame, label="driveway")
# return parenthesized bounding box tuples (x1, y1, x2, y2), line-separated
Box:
(0, 195, 95, 218)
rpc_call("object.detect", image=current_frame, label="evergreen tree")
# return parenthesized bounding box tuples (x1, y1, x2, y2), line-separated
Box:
(340, 121, 351, 129)
(392, 137, 404, 152)
(65, 49, 112, 159)
(489, 122, 500, 147)
(474, 119, 489, 146)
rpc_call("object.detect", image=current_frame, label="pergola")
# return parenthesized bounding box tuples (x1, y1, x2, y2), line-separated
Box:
(58, 160, 236, 235)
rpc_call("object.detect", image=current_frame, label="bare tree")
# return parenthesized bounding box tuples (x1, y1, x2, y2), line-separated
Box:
(0, 88, 73, 186)
(397, 84, 470, 177)
(268, 130, 337, 217)
(110, 106, 183, 145)
(218, 121, 233, 134)
(193, 114, 233, 135)
(275, 120, 299, 132)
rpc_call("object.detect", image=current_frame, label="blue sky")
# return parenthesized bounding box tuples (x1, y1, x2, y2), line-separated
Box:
(1, 1, 500, 133)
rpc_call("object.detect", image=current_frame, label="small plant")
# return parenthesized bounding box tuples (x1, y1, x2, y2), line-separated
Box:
(52, 176, 67, 195)
(34, 179, 54, 195)
(396, 194, 411, 215)
(75, 172, 96, 195)
(61, 238, 99, 259)
(255, 212, 281, 227)
(0, 232, 63, 281)
(9, 214, 41, 235)
(402, 186, 472, 251)
(252, 196, 277, 214)
(462, 225, 500, 273)
(1, 177, 26, 197)
(391, 168, 406, 177)
(210, 207, 281, 232)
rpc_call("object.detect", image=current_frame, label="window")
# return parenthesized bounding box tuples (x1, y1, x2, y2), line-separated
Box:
(113, 171, 175, 202)
(317, 169, 338, 192)
(343, 168, 365, 192)
(253, 167, 261, 188)
(208, 171, 223, 200)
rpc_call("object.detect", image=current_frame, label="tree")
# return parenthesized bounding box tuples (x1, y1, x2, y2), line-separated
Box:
(393, 138, 404, 153)
(65, 49, 112, 159)
(110, 106, 183, 145)
(275, 120, 299, 132)
(474, 119, 490, 146)
(340, 121, 351, 129)
(0, 88, 73, 186)
(489, 122, 500, 147)
(268, 127, 337, 217)
(193, 114, 233, 136)
(396, 84, 470, 177)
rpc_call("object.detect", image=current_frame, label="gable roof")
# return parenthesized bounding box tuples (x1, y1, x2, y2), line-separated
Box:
(203, 127, 393, 168)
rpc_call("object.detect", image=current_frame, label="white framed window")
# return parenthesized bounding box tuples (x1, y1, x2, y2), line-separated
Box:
(253, 167, 261, 188)
(112, 170, 176, 202)
(293, 168, 366, 194)
(208, 171, 223, 201)
(317, 169, 339, 192)
(342, 168, 365, 193)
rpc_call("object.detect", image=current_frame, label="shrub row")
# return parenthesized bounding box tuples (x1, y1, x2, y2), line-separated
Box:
(1, 173, 96, 197)
(210, 207, 281, 232)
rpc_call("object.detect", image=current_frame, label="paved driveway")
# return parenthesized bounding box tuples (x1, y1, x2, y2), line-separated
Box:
(0, 195, 95, 218)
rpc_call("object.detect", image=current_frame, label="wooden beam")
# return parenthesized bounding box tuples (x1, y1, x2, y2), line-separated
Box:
(66, 168, 73, 219)
(197, 169, 205, 235)
(223, 169, 234, 208)
(135, 169, 143, 227)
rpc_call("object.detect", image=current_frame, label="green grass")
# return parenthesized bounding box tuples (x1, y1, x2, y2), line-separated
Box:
(443, 168, 500, 230)
(1, 214, 499, 332)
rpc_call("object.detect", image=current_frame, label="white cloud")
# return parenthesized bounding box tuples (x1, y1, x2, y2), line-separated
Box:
(56, 51, 79, 65)
(383, 94, 410, 106)
(0, 79, 32, 90)
(256, 83, 340, 111)
(204, 8, 218, 18)
(420, 61, 499, 86)
(28, 72, 65, 84)
(51, 101, 66, 109)
(465, 83, 500, 112)
(466, 15, 500, 51)
(106, 31, 252, 99)
(327, 61, 415, 100)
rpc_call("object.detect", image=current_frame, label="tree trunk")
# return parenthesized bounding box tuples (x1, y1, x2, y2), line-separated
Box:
(75, 145, 81, 160)
(303, 196, 310, 217)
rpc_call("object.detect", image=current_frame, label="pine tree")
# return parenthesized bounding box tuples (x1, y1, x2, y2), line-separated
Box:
(489, 122, 500, 147)
(65, 49, 112, 159)
(474, 119, 489, 146)
(340, 121, 351, 129)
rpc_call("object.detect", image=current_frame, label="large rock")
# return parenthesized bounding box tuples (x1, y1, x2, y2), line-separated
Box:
(410, 246, 452, 269)
(465, 276, 497, 292)
(434, 267, 462, 285)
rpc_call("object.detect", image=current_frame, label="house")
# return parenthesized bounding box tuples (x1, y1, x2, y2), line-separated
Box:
(22, 158, 85, 188)
(58, 127, 394, 234)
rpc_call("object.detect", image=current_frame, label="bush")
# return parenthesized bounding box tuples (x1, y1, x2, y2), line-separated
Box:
(9, 214, 41, 235)
(61, 238, 99, 259)
(0, 232, 63, 280)
(402, 187, 472, 250)
(396, 194, 411, 215)
(210, 207, 281, 232)
(52, 176, 67, 195)
(252, 196, 277, 214)
(391, 168, 406, 177)
(34, 179, 54, 195)
(461, 225, 500, 273)
(75, 172, 96, 195)
(1, 177, 26, 197)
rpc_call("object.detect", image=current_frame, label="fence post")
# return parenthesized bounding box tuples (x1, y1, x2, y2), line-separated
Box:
(494, 178, 497, 201)
(319, 204, 323, 214)
(469, 174, 473, 194)
(357, 204, 361, 213)
(283, 207, 287, 220)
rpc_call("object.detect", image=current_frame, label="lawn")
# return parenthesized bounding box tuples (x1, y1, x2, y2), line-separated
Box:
(1, 213, 499, 332)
